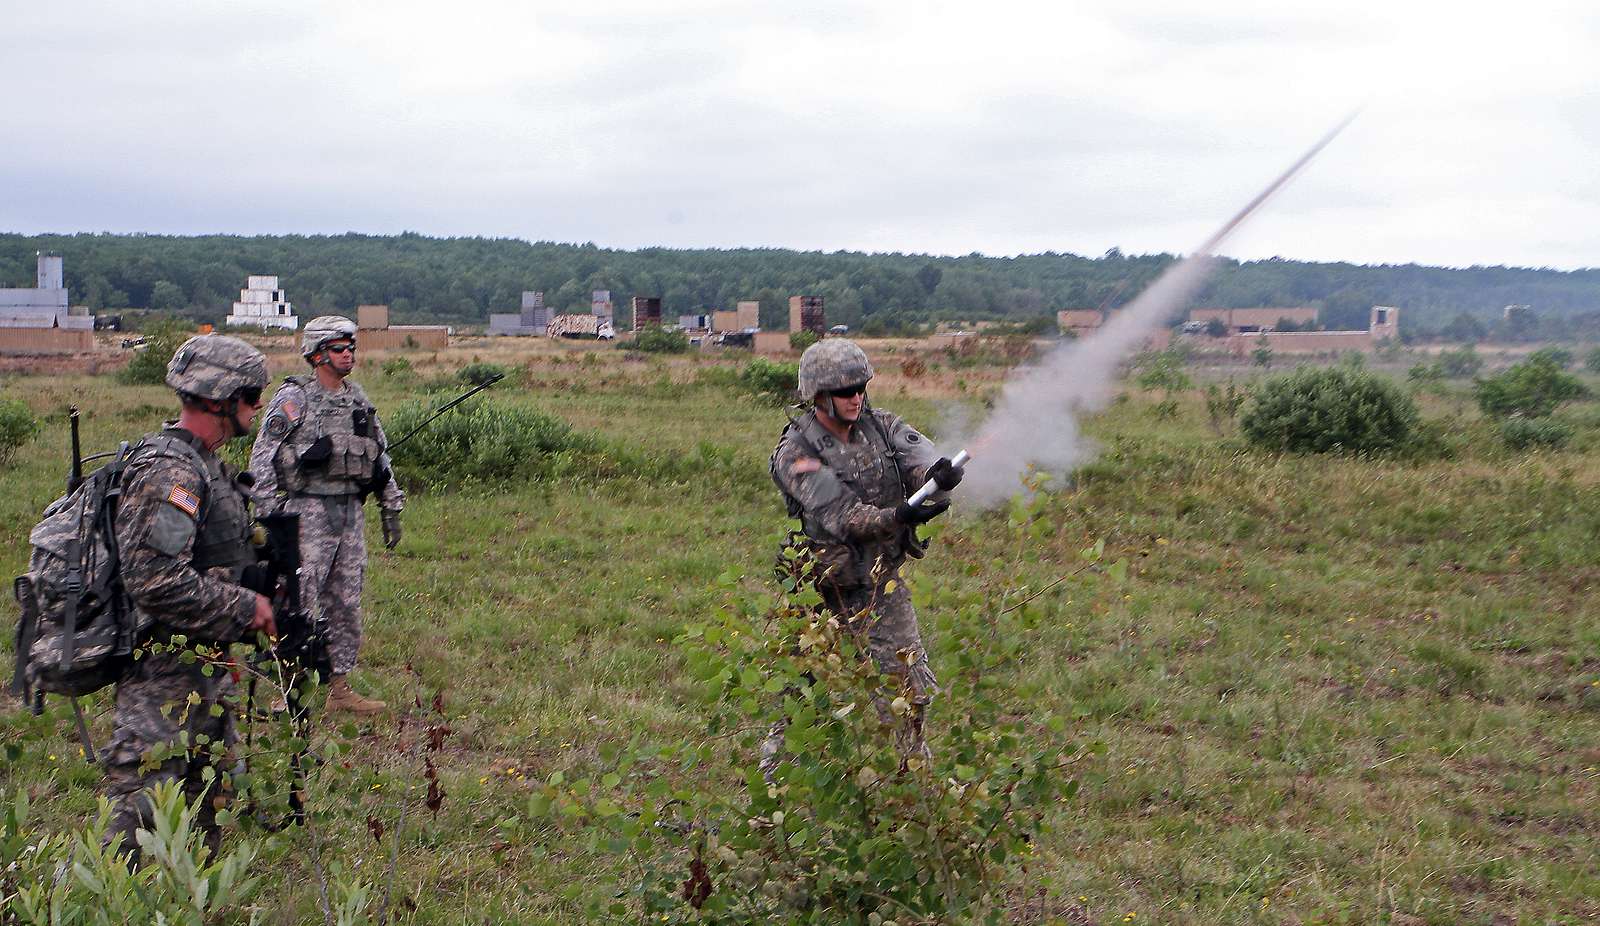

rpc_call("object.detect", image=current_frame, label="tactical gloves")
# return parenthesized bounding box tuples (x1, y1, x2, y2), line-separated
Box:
(927, 456, 965, 491)
(381, 508, 402, 549)
(895, 499, 950, 526)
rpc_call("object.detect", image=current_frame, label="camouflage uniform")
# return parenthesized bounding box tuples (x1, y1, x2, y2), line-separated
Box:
(766, 340, 950, 767)
(248, 375, 403, 678)
(104, 336, 265, 859)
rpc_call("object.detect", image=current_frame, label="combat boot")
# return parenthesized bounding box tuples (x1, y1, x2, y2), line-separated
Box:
(326, 675, 386, 715)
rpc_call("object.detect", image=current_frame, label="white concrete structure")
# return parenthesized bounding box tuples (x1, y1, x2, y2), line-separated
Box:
(0, 252, 92, 329)
(226, 274, 298, 330)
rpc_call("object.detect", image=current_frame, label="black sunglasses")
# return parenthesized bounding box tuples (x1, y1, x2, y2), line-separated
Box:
(325, 344, 357, 355)
(237, 386, 263, 405)
(828, 383, 867, 399)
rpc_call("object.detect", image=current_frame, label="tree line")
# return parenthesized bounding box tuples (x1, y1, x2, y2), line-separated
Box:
(2, 232, 1597, 341)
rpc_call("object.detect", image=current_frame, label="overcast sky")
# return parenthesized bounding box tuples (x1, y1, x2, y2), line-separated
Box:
(3, 0, 1595, 270)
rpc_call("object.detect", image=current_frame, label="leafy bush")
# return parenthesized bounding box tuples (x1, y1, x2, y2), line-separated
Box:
(0, 398, 40, 465)
(1241, 365, 1420, 454)
(789, 329, 821, 352)
(456, 361, 508, 386)
(380, 355, 415, 379)
(1436, 345, 1483, 378)
(1134, 350, 1193, 393)
(738, 357, 798, 405)
(535, 541, 1093, 924)
(1474, 356, 1588, 418)
(1, 783, 286, 924)
(116, 318, 193, 385)
(1501, 416, 1573, 450)
(1203, 381, 1246, 436)
(628, 327, 691, 354)
(387, 399, 592, 488)
(1527, 346, 1573, 369)
(1251, 342, 1273, 368)
(1408, 362, 1443, 384)
(1585, 347, 1600, 375)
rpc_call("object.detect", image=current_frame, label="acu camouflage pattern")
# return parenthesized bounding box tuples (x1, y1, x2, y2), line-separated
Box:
(766, 405, 946, 767)
(300, 314, 359, 358)
(165, 335, 269, 401)
(103, 427, 259, 859)
(796, 338, 875, 398)
(249, 376, 403, 677)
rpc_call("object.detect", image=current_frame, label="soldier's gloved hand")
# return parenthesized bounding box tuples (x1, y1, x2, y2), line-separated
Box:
(927, 457, 965, 491)
(381, 508, 402, 550)
(895, 499, 950, 526)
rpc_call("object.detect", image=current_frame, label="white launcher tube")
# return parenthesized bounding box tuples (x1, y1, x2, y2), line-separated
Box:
(907, 449, 971, 507)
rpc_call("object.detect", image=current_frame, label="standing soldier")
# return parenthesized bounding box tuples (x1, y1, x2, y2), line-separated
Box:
(767, 338, 964, 765)
(105, 334, 277, 860)
(249, 315, 403, 715)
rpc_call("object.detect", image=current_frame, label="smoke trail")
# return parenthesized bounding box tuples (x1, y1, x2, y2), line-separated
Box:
(952, 115, 1356, 508)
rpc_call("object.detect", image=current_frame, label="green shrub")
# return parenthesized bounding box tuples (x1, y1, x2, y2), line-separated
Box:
(1501, 416, 1573, 450)
(628, 327, 691, 354)
(1528, 346, 1573, 369)
(116, 318, 193, 386)
(1, 783, 287, 924)
(1203, 381, 1246, 435)
(456, 361, 508, 386)
(1474, 356, 1588, 418)
(545, 540, 1091, 923)
(1241, 365, 1420, 454)
(1585, 347, 1600, 375)
(387, 399, 592, 489)
(381, 355, 415, 379)
(1251, 342, 1273, 368)
(0, 398, 40, 465)
(1408, 362, 1443, 384)
(738, 357, 798, 405)
(789, 329, 821, 352)
(1436, 345, 1483, 378)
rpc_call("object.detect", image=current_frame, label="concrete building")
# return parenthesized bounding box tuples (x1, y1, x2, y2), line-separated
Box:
(300, 303, 448, 350)
(0, 252, 97, 353)
(226, 275, 298, 330)
(489, 291, 549, 336)
(1227, 306, 1400, 355)
(1188, 307, 1319, 334)
(1056, 309, 1104, 335)
(0, 252, 91, 330)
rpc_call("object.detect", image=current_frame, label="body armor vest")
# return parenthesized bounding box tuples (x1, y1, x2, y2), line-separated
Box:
(780, 409, 921, 588)
(140, 430, 256, 579)
(276, 376, 383, 496)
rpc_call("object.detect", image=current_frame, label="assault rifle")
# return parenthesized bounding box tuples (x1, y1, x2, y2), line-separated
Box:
(245, 511, 330, 826)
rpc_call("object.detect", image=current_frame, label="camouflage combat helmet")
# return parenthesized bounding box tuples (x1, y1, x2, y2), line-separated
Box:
(165, 334, 269, 401)
(798, 338, 874, 399)
(301, 315, 358, 358)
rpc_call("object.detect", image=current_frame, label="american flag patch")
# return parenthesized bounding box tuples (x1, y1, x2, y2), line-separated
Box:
(282, 399, 300, 421)
(167, 485, 200, 517)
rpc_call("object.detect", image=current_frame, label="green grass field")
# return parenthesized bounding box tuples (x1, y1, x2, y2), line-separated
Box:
(3, 339, 1598, 924)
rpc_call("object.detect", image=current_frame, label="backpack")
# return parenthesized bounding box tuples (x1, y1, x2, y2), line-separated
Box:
(10, 442, 144, 706)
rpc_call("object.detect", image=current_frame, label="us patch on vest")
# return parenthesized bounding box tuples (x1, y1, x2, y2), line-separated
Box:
(167, 485, 201, 517)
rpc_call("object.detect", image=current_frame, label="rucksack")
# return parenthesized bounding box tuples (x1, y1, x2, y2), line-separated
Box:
(10, 442, 144, 706)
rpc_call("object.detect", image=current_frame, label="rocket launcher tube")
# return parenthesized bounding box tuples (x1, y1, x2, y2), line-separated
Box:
(907, 449, 970, 507)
